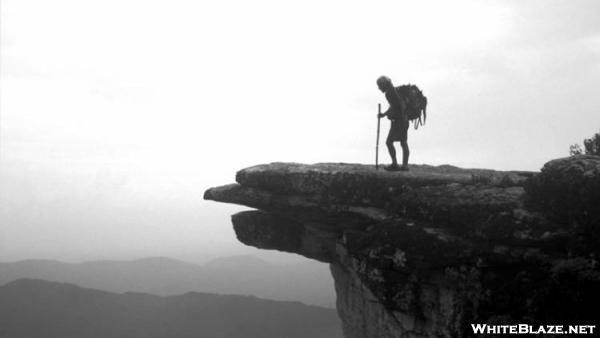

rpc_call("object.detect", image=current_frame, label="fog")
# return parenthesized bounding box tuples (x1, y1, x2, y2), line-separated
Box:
(1, 0, 599, 262)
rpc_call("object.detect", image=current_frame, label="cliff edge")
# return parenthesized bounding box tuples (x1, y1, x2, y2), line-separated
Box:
(204, 156, 600, 337)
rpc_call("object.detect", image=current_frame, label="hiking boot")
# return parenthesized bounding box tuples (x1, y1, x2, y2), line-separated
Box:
(399, 165, 409, 171)
(384, 164, 401, 172)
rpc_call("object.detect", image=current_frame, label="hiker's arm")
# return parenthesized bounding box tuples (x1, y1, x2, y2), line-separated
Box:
(379, 90, 396, 118)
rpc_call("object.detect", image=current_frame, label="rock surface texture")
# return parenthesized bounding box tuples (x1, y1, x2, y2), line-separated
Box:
(204, 156, 600, 337)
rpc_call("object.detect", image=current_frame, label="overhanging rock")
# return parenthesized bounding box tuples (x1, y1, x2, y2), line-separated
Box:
(204, 156, 600, 337)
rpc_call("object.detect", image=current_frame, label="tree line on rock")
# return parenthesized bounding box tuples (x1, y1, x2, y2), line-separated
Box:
(570, 130, 600, 156)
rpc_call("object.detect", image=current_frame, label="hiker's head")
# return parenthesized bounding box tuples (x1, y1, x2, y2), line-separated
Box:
(376, 76, 392, 92)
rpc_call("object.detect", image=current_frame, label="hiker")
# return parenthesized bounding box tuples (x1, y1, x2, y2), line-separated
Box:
(377, 76, 409, 171)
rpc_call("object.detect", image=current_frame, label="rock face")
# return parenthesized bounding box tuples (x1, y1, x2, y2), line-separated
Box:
(204, 156, 600, 337)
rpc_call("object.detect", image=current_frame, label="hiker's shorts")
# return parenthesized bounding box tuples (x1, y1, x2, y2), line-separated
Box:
(387, 119, 409, 143)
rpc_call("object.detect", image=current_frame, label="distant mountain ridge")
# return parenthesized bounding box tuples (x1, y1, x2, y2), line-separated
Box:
(0, 255, 335, 308)
(0, 279, 341, 338)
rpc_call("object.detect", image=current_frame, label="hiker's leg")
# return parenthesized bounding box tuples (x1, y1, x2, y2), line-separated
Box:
(386, 123, 399, 166)
(386, 137, 398, 165)
(400, 121, 409, 168)
(400, 140, 409, 167)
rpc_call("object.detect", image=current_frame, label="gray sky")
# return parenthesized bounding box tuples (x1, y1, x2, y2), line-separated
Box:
(1, 0, 599, 262)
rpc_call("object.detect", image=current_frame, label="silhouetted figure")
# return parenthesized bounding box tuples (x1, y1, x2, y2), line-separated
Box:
(377, 76, 409, 171)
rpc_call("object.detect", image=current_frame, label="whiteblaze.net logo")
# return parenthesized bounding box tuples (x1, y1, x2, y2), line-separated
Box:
(471, 324, 596, 335)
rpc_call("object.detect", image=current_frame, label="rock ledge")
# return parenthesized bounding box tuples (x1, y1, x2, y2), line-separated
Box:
(204, 156, 600, 337)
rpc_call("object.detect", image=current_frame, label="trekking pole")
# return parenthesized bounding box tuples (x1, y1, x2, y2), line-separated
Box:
(376, 103, 381, 170)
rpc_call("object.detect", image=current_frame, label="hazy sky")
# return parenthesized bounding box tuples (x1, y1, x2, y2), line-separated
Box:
(1, 0, 599, 262)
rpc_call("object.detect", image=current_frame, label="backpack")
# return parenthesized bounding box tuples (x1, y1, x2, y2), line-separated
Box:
(395, 84, 428, 129)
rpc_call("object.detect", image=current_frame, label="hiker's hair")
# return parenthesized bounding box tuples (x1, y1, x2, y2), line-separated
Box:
(376, 76, 392, 87)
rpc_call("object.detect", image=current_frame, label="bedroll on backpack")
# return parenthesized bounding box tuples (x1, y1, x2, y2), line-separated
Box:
(395, 84, 428, 129)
